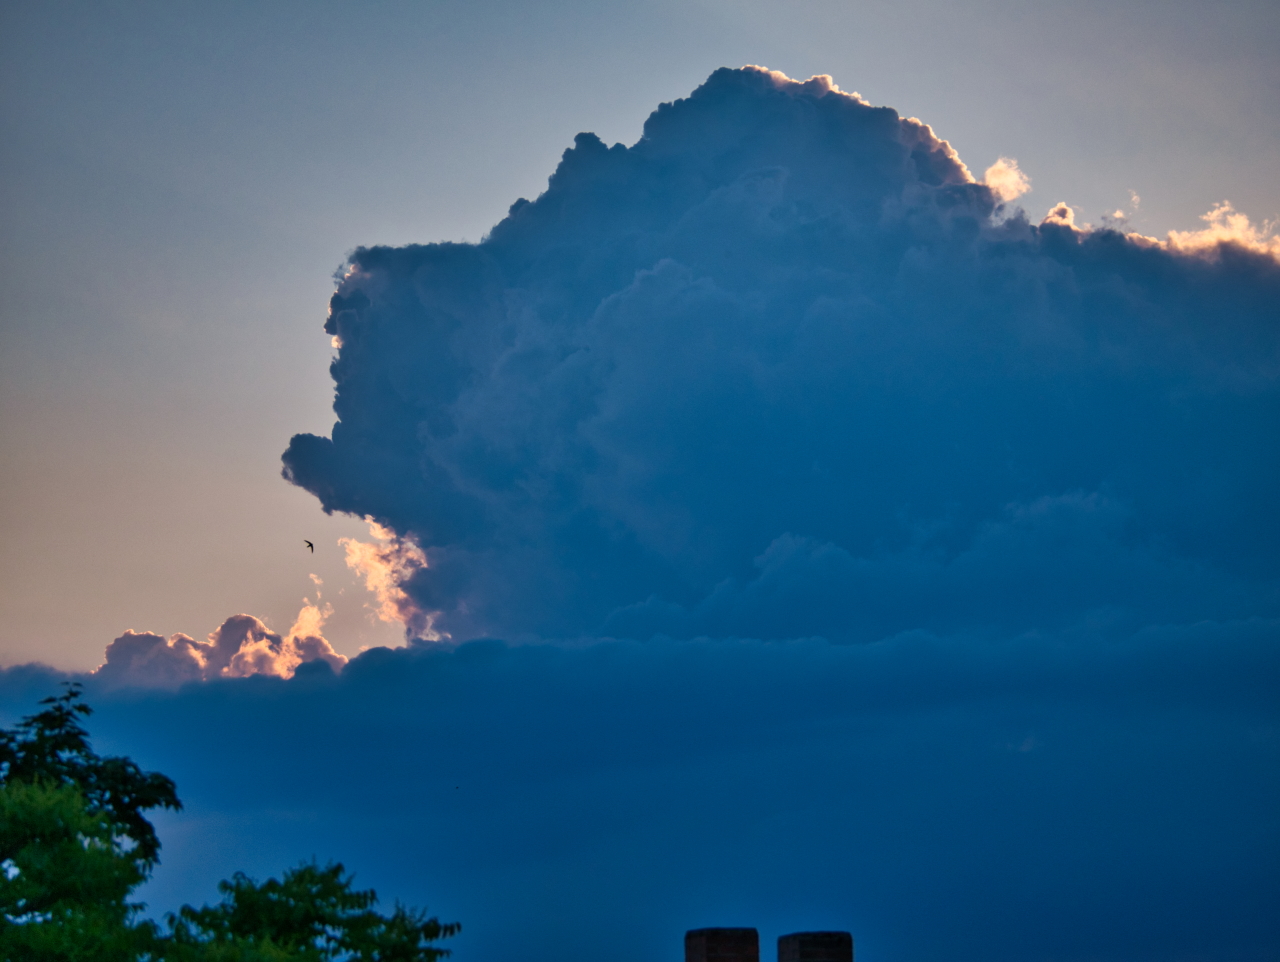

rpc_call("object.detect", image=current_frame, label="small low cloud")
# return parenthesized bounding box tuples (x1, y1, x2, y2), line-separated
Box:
(1165, 200, 1280, 256)
(95, 595, 347, 688)
(1041, 201, 1076, 226)
(983, 156, 1031, 201)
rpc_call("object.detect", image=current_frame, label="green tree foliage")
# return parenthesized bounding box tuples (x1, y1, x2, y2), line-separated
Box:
(0, 685, 458, 961)
(164, 861, 459, 961)
(0, 780, 158, 960)
(0, 683, 181, 868)
(0, 684, 177, 960)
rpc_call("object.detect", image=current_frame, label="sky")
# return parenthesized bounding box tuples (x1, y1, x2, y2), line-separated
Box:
(2, 0, 1278, 669)
(1, 2, 1279, 961)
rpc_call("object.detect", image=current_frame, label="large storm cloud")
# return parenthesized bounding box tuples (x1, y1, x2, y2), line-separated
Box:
(3, 66, 1275, 962)
(282, 66, 1280, 646)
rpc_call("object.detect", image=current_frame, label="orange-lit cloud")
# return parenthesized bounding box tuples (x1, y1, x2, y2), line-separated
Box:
(1041, 202, 1076, 227)
(983, 156, 1031, 202)
(1042, 197, 1280, 261)
(1164, 201, 1280, 257)
(340, 519, 444, 641)
(96, 592, 346, 688)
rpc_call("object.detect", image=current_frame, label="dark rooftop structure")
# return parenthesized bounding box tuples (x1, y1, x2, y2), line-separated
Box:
(685, 928, 760, 962)
(685, 928, 853, 962)
(777, 931, 853, 962)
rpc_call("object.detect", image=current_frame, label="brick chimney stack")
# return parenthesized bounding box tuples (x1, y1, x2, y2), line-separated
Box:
(776, 932, 853, 962)
(685, 928, 760, 962)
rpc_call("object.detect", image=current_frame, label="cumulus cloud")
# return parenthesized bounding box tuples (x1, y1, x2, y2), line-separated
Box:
(1041, 200, 1076, 226)
(982, 155, 1030, 201)
(95, 595, 346, 688)
(1165, 200, 1280, 256)
(280, 66, 1280, 648)
(29, 65, 1273, 962)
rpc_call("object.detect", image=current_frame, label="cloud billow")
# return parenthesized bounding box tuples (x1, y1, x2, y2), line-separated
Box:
(96, 609, 346, 688)
(5, 68, 1277, 959)
(283, 66, 1280, 648)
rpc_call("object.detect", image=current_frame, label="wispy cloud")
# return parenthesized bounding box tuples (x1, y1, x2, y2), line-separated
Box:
(340, 520, 440, 641)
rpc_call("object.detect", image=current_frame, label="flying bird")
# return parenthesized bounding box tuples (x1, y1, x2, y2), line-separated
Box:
(304, 540, 314, 553)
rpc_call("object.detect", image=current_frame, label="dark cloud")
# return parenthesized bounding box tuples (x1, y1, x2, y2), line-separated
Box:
(2, 629, 1276, 962)
(282, 66, 1280, 645)
(9, 66, 1275, 961)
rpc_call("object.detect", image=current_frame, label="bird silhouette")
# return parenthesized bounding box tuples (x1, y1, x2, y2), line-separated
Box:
(304, 540, 314, 553)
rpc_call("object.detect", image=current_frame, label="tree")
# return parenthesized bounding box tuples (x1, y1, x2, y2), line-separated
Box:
(164, 861, 459, 961)
(0, 780, 157, 960)
(1, 683, 180, 959)
(0, 682, 181, 869)
(0, 685, 458, 961)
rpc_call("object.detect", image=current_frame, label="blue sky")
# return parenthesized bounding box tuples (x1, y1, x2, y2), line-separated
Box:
(1, 3, 1279, 960)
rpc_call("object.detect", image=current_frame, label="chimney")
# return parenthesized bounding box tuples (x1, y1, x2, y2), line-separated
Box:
(685, 928, 760, 962)
(777, 932, 853, 962)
